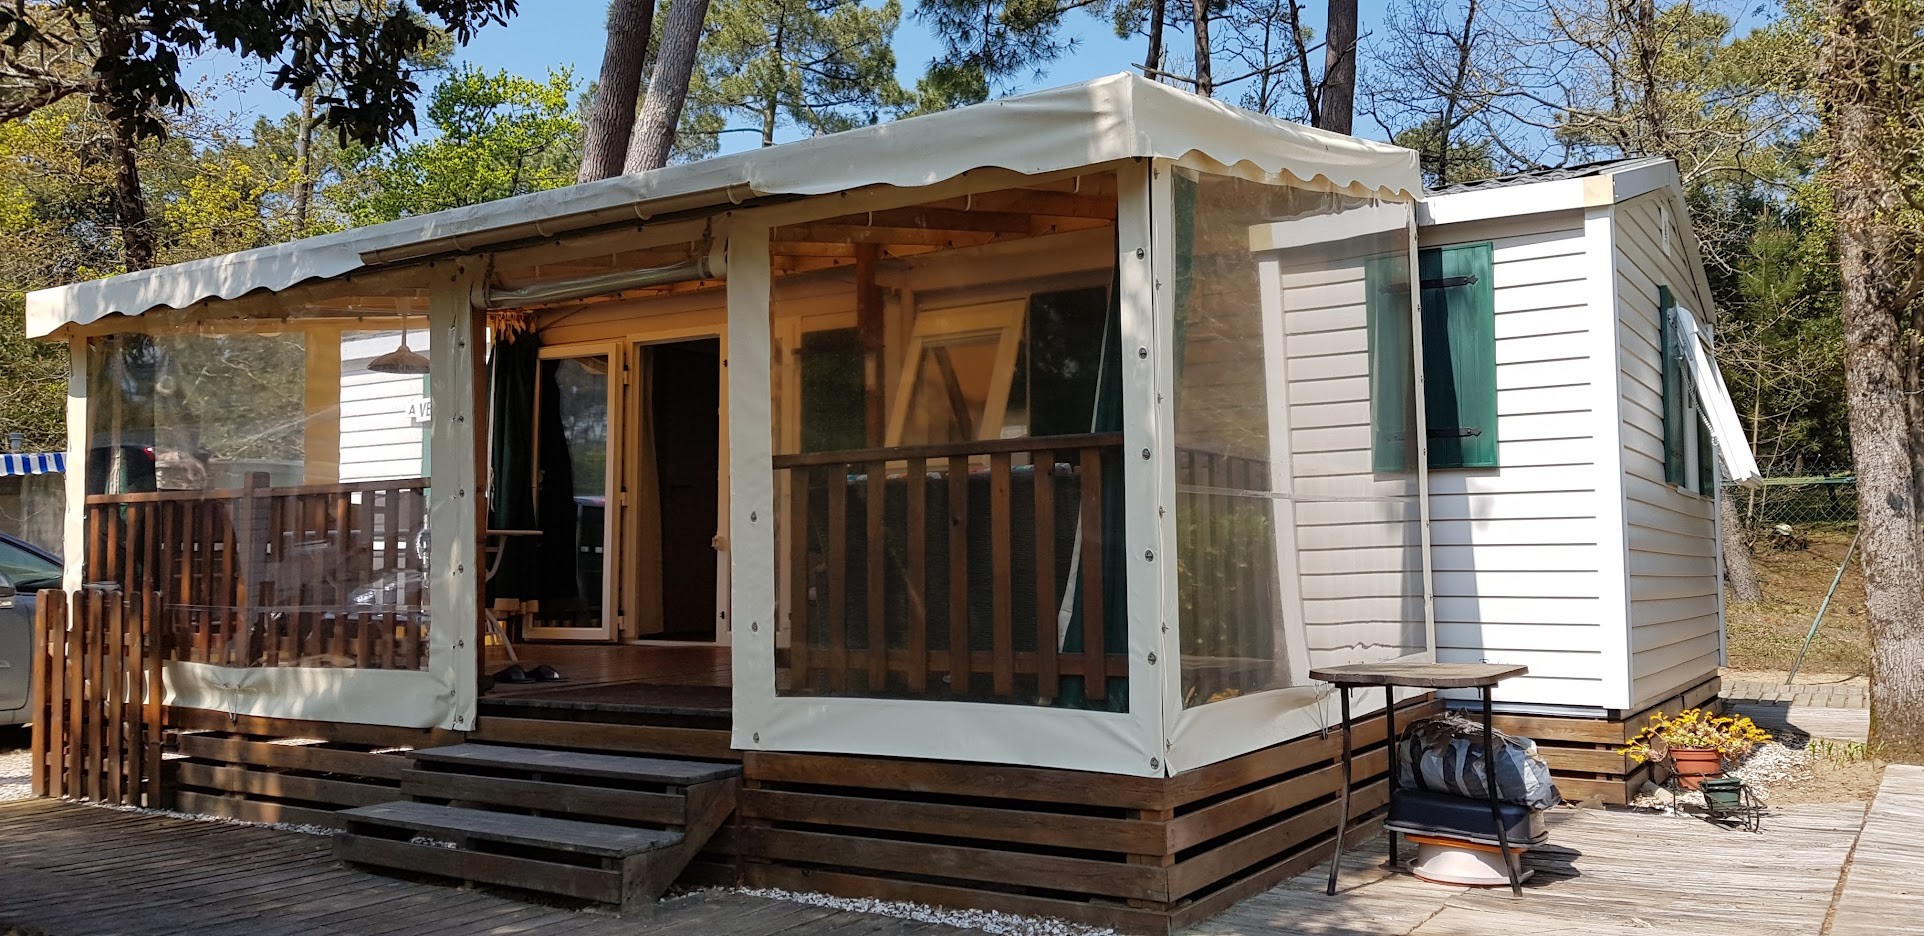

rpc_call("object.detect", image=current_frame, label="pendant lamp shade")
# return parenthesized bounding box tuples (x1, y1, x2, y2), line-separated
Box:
(368, 306, 431, 375)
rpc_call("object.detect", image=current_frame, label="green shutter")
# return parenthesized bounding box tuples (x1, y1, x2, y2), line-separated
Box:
(1659, 286, 1686, 485)
(1367, 254, 1414, 472)
(1698, 417, 1715, 495)
(1418, 243, 1498, 469)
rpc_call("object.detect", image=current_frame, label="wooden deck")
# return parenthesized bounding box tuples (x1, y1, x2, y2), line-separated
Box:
(1186, 800, 1871, 936)
(1828, 764, 1924, 936)
(0, 783, 1892, 935)
(0, 799, 977, 936)
(480, 644, 733, 718)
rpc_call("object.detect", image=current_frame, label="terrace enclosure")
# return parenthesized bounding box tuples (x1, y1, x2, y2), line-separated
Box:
(22, 75, 1450, 932)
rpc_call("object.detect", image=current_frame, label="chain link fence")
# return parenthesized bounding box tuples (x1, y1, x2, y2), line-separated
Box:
(1737, 476, 1857, 529)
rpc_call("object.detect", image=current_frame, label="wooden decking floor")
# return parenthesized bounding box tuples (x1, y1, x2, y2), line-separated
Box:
(1182, 800, 1872, 936)
(0, 800, 977, 936)
(1827, 764, 1924, 936)
(0, 788, 1889, 935)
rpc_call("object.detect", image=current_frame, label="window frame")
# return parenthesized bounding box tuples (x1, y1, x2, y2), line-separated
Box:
(884, 299, 1027, 446)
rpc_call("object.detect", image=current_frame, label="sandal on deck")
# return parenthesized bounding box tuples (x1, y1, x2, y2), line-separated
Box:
(494, 665, 535, 684)
(529, 665, 566, 681)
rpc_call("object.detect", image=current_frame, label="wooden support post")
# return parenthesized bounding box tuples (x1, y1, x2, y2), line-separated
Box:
(61, 342, 86, 592)
(1127, 806, 1177, 910)
(428, 262, 485, 731)
(304, 325, 343, 484)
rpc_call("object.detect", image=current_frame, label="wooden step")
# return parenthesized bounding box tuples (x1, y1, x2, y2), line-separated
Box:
(338, 800, 680, 858)
(408, 743, 740, 785)
(337, 748, 743, 912)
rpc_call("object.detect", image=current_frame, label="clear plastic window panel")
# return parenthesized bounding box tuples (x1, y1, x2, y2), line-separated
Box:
(1172, 171, 1423, 708)
(86, 315, 433, 670)
(766, 174, 1130, 709)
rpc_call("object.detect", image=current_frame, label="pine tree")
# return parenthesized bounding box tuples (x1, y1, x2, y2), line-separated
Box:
(701, 0, 908, 146)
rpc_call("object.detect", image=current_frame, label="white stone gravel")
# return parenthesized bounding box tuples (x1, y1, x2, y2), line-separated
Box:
(1629, 742, 1812, 811)
(733, 887, 1119, 936)
(0, 746, 31, 803)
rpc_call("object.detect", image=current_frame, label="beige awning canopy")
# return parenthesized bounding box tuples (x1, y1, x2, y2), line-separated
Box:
(25, 72, 1421, 339)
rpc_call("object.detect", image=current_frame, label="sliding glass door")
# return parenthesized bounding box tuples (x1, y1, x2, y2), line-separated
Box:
(523, 345, 620, 640)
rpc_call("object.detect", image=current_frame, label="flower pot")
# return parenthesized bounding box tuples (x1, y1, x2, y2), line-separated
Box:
(1668, 746, 1724, 790)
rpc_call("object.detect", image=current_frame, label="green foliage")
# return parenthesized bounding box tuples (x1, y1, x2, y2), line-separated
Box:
(0, 99, 325, 449)
(699, 0, 909, 144)
(1390, 118, 1497, 186)
(0, 1, 517, 146)
(900, 64, 993, 116)
(911, 0, 1083, 97)
(343, 66, 582, 223)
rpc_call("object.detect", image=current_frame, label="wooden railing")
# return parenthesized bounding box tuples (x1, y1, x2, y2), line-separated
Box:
(30, 589, 165, 805)
(84, 476, 431, 670)
(774, 432, 1124, 705)
(1173, 447, 1286, 704)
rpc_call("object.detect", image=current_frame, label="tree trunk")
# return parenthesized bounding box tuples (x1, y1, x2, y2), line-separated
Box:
(1318, 0, 1358, 133)
(1191, 0, 1212, 97)
(580, 0, 658, 182)
(1143, 0, 1166, 79)
(293, 89, 316, 232)
(1824, 0, 1924, 762)
(1720, 489, 1761, 603)
(106, 112, 154, 271)
(625, 0, 712, 174)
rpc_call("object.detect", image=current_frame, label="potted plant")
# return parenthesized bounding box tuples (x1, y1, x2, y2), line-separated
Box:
(1619, 708, 1772, 790)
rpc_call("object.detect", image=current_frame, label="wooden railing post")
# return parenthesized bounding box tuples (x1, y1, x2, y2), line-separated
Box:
(1079, 448, 1106, 702)
(30, 588, 168, 805)
(770, 434, 1124, 705)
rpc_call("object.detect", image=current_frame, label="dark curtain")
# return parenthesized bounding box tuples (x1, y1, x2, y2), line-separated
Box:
(487, 335, 579, 601)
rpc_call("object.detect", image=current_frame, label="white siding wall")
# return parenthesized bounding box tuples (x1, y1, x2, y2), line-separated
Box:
(1613, 191, 1722, 711)
(339, 331, 430, 483)
(1418, 209, 1624, 709)
(1273, 256, 1428, 672)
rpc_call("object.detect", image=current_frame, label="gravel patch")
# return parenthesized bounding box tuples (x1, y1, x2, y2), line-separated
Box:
(734, 887, 1119, 936)
(1627, 742, 1885, 811)
(0, 747, 31, 803)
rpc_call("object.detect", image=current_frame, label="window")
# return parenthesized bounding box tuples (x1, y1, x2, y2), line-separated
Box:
(1418, 244, 1498, 469)
(0, 537, 61, 591)
(885, 300, 1026, 446)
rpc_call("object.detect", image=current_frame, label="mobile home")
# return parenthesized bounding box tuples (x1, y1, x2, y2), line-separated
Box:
(25, 75, 1441, 933)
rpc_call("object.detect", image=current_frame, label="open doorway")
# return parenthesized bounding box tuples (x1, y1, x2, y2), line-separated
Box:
(631, 337, 722, 641)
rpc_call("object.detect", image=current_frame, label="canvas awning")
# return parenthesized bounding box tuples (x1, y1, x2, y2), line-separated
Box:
(0, 452, 65, 477)
(24, 73, 1421, 339)
(1675, 306, 1762, 486)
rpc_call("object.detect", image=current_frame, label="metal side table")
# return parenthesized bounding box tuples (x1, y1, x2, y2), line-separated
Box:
(1309, 662, 1530, 897)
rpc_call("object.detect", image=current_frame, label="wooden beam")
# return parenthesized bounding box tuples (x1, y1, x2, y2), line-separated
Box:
(855, 243, 885, 445)
(769, 224, 1001, 249)
(810, 207, 1036, 235)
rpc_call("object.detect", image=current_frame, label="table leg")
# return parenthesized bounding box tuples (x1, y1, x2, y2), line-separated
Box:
(1483, 689, 1522, 896)
(1385, 685, 1399, 869)
(1325, 686, 1352, 896)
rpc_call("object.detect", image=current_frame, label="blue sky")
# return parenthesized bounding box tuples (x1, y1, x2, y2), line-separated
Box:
(186, 0, 1400, 153)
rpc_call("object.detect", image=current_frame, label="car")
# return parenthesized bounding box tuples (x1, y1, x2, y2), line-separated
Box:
(0, 532, 62, 726)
